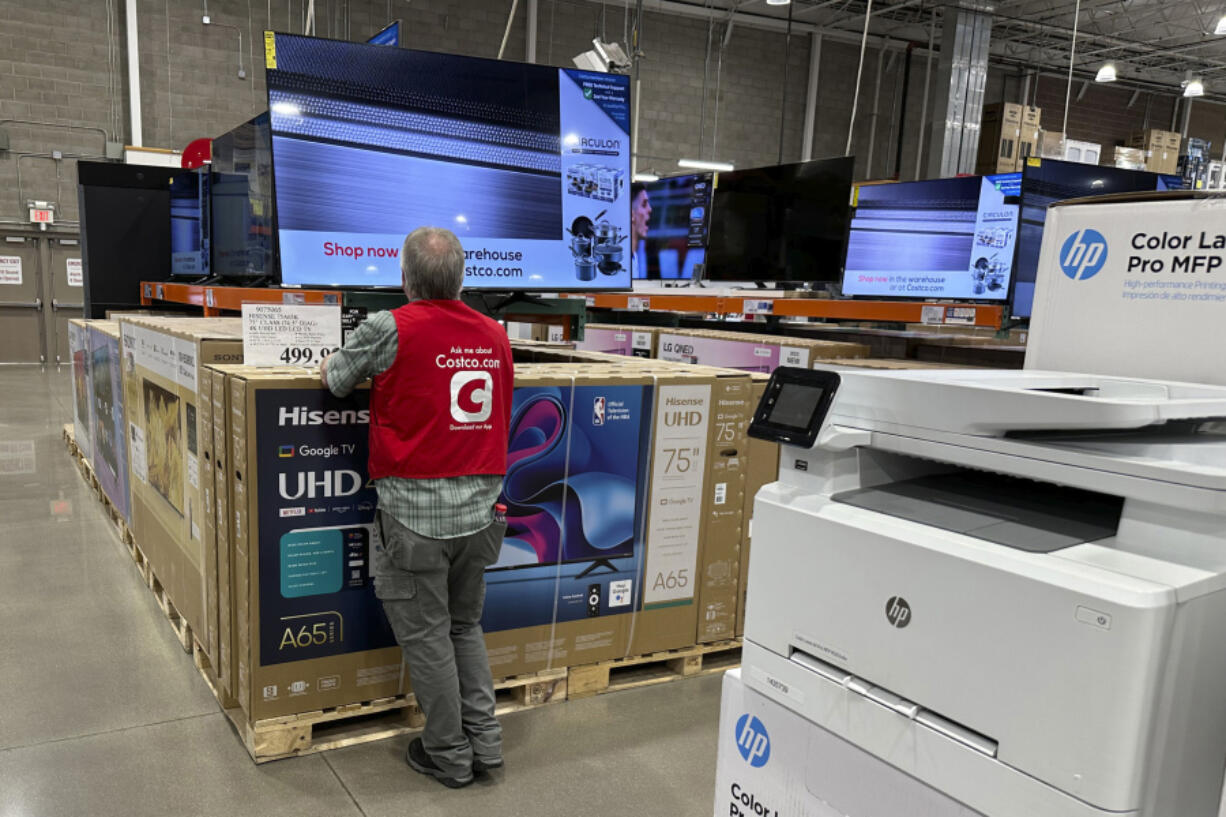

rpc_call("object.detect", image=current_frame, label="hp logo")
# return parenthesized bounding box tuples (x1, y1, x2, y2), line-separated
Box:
(1060, 229, 1109, 281)
(886, 596, 912, 628)
(735, 714, 771, 767)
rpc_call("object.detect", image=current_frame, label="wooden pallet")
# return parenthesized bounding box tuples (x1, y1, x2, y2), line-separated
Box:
(567, 639, 743, 699)
(223, 666, 569, 763)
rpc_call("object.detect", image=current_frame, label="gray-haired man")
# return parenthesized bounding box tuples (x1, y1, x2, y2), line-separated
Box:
(322, 227, 514, 788)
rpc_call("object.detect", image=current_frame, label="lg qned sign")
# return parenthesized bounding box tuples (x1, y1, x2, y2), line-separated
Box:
(266, 34, 632, 290)
(842, 174, 1022, 300)
(704, 156, 855, 284)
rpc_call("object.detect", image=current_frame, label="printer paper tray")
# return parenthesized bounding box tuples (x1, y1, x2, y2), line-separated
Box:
(741, 640, 1138, 817)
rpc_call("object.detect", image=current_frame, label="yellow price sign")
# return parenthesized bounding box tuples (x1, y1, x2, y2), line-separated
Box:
(264, 31, 277, 69)
(1027, 157, 1042, 167)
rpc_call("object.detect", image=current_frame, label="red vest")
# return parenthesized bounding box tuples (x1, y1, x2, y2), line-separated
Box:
(368, 300, 513, 480)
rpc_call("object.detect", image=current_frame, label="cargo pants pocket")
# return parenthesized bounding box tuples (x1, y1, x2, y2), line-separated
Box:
(373, 510, 416, 601)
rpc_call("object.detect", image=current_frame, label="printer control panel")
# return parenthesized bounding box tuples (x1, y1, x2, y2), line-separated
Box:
(748, 367, 841, 449)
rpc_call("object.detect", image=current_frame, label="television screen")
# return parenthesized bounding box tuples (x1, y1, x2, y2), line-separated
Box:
(842, 173, 1021, 300)
(704, 156, 855, 284)
(1013, 159, 1173, 317)
(492, 385, 650, 572)
(266, 33, 632, 290)
(169, 169, 209, 277)
(632, 173, 713, 280)
(210, 114, 277, 280)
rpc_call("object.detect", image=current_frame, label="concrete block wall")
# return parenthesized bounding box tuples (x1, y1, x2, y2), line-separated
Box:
(3, 0, 1224, 229)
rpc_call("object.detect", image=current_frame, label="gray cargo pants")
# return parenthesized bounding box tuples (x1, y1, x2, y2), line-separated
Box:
(373, 510, 506, 778)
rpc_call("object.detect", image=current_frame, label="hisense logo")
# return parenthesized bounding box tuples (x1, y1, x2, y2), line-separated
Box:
(278, 406, 370, 426)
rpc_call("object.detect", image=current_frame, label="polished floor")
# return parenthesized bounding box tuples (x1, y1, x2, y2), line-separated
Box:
(0, 366, 723, 816)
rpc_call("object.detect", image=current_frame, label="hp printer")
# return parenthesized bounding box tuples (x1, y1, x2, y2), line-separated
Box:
(742, 367, 1226, 817)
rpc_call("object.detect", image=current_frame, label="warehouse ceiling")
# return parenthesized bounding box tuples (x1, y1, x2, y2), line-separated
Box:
(645, 1, 1226, 97)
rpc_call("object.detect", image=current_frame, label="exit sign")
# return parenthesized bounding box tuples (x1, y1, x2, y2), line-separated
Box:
(29, 208, 54, 224)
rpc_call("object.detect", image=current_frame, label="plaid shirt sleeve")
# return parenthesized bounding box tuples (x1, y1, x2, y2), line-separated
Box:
(324, 310, 399, 398)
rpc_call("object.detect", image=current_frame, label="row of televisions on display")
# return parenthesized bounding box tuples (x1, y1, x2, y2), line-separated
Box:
(167, 31, 1184, 319)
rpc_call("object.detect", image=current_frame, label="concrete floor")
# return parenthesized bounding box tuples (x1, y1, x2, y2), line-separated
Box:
(0, 366, 723, 817)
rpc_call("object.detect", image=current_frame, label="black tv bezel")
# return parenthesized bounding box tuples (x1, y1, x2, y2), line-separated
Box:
(703, 155, 857, 286)
(263, 30, 634, 293)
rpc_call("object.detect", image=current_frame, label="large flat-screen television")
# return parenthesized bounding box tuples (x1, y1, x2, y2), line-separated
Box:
(842, 173, 1022, 300)
(210, 113, 277, 281)
(704, 156, 855, 284)
(632, 172, 713, 281)
(265, 32, 632, 290)
(1012, 159, 1184, 317)
(169, 168, 209, 277)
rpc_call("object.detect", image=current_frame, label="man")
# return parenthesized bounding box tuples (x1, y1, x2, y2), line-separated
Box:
(630, 181, 652, 278)
(322, 226, 513, 789)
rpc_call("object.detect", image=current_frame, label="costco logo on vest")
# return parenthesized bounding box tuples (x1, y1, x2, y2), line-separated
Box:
(451, 371, 494, 423)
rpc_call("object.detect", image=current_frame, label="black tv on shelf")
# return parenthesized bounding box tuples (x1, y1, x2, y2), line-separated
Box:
(1012, 159, 1183, 318)
(210, 113, 278, 283)
(265, 32, 633, 291)
(169, 168, 210, 278)
(704, 156, 855, 284)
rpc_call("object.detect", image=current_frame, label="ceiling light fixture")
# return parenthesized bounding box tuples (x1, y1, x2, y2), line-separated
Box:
(678, 158, 735, 172)
(765, 0, 792, 5)
(1095, 63, 1117, 83)
(1185, 78, 1206, 97)
(1216, 15, 1226, 35)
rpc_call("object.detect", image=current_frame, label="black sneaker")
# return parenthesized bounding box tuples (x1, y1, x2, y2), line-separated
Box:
(473, 755, 504, 774)
(406, 738, 474, 789)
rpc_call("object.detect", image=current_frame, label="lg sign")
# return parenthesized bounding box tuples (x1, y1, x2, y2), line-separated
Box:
(450, 371, 493, 423)
(1060, 229, 1109, 281)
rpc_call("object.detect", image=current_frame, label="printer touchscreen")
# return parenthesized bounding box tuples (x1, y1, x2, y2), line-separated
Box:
(749, 367, 840, 447)
(769, 384, 824, 428)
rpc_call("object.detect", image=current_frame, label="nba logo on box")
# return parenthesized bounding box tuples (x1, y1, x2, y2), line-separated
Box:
(735, 713, 770, 767)
(593, 396, 606, 426)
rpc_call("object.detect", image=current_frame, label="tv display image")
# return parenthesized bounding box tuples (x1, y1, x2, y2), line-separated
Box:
(143, 379, 183, 516)
(842, 173, 1022, 300)
(1013, 160, 1175, 318)
(210, 113, 277, 281)
(704, 156, 855, 284)
(492, 385, 650, 576)
(632, 173, 713, 280)
(169, 169, 209, 277)
(265, 33, 632, 290)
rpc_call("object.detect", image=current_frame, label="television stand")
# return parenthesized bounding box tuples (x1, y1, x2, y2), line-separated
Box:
(575, 558, 619, 578)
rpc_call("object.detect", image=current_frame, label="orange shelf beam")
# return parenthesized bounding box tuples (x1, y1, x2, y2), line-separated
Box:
(564, 293, 1004, 328)
(141, 282, 341, 316)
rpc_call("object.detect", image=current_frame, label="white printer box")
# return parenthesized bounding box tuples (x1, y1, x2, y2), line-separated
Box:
(714, 669, 984, 817)
(1025, 192, 1226, 385)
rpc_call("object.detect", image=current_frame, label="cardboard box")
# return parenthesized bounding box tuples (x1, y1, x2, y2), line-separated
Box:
(1039, 130, 1066, 160)
(576, 324, 659, 358)
(69, 319, 94, 462)
(216, 360, 727, 719)
(1025, 192, 1226, 385)
(714, 669, 985, 816)
(1113, 146, 1146, 171)
(120, 316, 243, 671)
(211, 366, 236, 700)
(656, 329, 868, 372)
(1128, 130, 1181, 175)
(737, 376, 778, 638)
(86, 321, 132, 525)
(1063, 139, 1101, 165)
(977, 104, 1041, 174)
